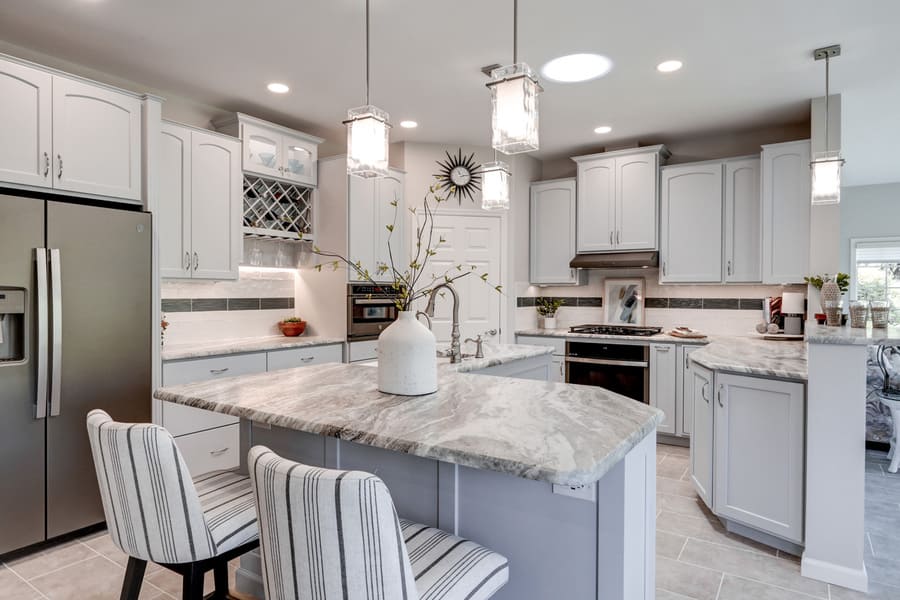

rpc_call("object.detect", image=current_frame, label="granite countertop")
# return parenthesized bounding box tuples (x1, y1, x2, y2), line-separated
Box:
(161, 335, 345, 361)
(805, 323, 900, 346)
(690, 336, 807, 380)
(515, 328, 710, 345)
(451, 343, 553, 371)
(154, 344, 663, 487)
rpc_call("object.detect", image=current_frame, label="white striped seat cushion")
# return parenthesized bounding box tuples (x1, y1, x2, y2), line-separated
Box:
(400, 520, 509, 600)
(193, 470, 258, 555)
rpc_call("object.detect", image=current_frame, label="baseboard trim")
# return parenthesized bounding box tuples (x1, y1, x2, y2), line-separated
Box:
(801, 555, 868, 592)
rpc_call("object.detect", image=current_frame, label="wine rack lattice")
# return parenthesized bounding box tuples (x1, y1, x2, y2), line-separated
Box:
(242, 174, 314, 241)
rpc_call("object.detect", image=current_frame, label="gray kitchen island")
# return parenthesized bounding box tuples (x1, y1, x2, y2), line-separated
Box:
(155, 346, 662, 600)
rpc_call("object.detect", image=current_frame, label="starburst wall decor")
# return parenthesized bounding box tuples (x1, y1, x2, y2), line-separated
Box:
(434, 149, 482, 204)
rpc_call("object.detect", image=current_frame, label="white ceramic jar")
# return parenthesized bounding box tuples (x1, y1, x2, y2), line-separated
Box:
(377, 311, 437, 395)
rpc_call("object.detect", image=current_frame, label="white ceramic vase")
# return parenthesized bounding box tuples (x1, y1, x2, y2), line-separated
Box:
(542, 316, 557, 329)
(377, 311, 437, 396)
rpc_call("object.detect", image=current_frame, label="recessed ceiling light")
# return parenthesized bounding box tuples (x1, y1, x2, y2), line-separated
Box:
(656, 60, 683, 73)
(266, 82, 290, 94)
(399, 120, 418, 128)
(594, 125, 612, 134)
(541, 53, 613, 83)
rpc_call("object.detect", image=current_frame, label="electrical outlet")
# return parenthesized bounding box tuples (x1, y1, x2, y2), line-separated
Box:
(552, 482, 596, 502)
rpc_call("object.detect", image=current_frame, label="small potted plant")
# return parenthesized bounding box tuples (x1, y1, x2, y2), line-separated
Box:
(536, 298, 565, 329)
(278, 317, 307, 337)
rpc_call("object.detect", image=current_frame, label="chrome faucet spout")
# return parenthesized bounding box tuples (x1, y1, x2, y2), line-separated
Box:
(425, 283, 462, 363)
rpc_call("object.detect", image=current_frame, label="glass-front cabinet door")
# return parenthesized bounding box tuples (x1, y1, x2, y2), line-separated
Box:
(242, 123, 282, 179)
(282, 134, 317, 186)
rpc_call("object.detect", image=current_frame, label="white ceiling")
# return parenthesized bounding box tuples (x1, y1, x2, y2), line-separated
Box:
(0, 0, 897, 185)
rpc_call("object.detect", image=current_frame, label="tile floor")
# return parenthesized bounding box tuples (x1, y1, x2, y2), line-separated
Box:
(0, 445, 896, 599)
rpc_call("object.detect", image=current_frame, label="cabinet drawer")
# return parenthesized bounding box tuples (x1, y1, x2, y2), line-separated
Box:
(348, 340, 378, 362)
(164, 403, 237, 438)
(515, 335, 566, 355)
(267, 344, 343, 371)
(174, 425, 240, 477)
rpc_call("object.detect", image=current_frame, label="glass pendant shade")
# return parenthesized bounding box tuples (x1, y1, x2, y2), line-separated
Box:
(811, 151, 843, 205)
(481, 161, 511, 211)
(345, 105, 390, 178)
(487, 64, 541, 154)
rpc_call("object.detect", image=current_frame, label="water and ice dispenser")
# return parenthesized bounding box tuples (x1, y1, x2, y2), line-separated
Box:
(0, 289, 25, 362)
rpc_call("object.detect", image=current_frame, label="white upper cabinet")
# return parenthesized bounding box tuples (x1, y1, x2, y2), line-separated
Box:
(52, 76, 142, 201)
(660, 162, 723, 282)
(761, 140, 811, 284)
(575, 157, 615, 252)
(159, 121, 241, 280)
(216, 113, 323, 188)
(724, 158, 762, 282)
(0, 59, 52, 187)
(348, 168, 405, 281)
(0, 56, 143, 202)
(616, 154, 658, 250)
(530, 178, 579, 285)
(574, 146, 667, 253)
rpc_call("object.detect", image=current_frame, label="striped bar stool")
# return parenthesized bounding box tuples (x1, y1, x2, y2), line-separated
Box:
(248, 446, 510, 600)
(86, 409, 259, 599)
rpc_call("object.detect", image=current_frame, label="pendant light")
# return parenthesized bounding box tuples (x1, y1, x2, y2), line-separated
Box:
(481, 152, 511, 211)
(345, 0, 390, 178)
(810, 45, 844, 205)
(486, 0, 542, 154)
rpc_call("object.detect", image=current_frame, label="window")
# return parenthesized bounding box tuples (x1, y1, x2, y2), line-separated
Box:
(851, 237, 900, 325)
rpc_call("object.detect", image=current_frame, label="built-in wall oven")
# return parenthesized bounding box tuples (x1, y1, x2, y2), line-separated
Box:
(347, 284, 402, 341)
(565, 340, 650, 404)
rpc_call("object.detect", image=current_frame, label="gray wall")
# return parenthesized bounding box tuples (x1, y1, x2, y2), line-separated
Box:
(839, 182, 900, 273)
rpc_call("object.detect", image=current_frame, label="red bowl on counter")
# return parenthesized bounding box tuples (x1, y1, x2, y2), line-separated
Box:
(278, 321, 307, 337)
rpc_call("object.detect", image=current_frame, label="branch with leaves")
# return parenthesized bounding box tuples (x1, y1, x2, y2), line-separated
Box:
(305, 176, 503, 311)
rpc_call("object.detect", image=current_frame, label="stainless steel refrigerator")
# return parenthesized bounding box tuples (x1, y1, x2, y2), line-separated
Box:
(0, 193, 151, 555)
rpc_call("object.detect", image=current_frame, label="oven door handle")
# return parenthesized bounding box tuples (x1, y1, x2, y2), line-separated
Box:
(565, 356, 649, 368)
(353, 298, 395, 305)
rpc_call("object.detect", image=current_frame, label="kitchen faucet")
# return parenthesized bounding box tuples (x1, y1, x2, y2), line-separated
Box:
(424, 282, 461, 363)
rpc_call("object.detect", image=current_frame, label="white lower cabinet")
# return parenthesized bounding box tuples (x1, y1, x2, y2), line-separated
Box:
(515, 335, 566, 382)
(713, 373, 805, 544)
(550, 356, 565, 383)
(689, 364, 715, 509)
(650, 344, 677, 435)
(175, 425, 241, 477)
(677, 345, 701, 436)
(267, 344, 343, 370)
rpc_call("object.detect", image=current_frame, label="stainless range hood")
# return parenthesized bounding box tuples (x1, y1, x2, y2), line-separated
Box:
(569, 251, 659, 270)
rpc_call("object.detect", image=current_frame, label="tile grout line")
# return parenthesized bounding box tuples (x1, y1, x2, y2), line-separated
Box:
(714, 572, 724, 600)
(677, 554, 830, 599)
(675, 536, 689, 561)
(88, 548, 175, 599)
(9, 548, 103, 584)
(866, 531, 875, 558)
(2, 561, 51, 599)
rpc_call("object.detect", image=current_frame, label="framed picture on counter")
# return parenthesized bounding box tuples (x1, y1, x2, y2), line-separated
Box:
(604, 278, 645, 325)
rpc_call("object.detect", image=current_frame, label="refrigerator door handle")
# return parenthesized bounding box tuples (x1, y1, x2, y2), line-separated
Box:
(35, 248, 49, 420)
(49, 248, 63, 417)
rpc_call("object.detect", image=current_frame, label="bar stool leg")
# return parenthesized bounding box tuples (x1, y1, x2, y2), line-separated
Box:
(182, 563, 205, 600)
(120, 557, 147, 600)
(889, 405, 900, 474)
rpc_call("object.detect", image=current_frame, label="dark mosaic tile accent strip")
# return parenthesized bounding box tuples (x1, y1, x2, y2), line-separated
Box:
(161, 299, 191, 313)
(519, 296, 603, 308)
(669, 297, 703, 309)
(191, 298, 227, 312)
(161, 297, 294, 312)
(739, 298, 764, 310)
(261, 297, 295, 310)
(645, 297, 669, 309)
(517, 297, 535, 308)
(228, 298, 261, 311)
(577, 297, 603, 307)
(702, 298, 740, 310)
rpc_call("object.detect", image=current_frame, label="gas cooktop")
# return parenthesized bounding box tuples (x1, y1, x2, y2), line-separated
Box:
(569, 324, 663, 337)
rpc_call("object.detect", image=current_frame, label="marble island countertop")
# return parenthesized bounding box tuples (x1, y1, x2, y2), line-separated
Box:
(161, 335, 345, 361)
(515, 328, 709, 344)
(155, 345, 663, 487)
(689, 336, 807, 380)
(805, 323, 900, 346)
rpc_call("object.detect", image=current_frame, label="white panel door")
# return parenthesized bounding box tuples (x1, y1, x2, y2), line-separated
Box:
(52, 76, 142, 200)
(714, 373, 805, 543)
(724, 158, 761, 283)
(348, 176, 377, 280)
(281, 133, 317, 187)
(241, 122, 283, 179)
(650, 344, 677, 435)
(615, 154, 657, 250)
(0, 59, 52, 187)
(190, 130, 241, 280)
(761, 141, 811, 284)
(158, 123, 192, 278)
(417, 213, 502, 346)
(530, 178, 577, 285)
(375, 172, 405, 274)
(678, 345, 701, 436)
(576, 158, 615, 252)
(689, 365, 714, 509)
(660, 163, 723, 283)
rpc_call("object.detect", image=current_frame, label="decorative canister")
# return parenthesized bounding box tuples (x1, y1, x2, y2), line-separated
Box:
(871, 301, 891, 328)
(821, 276, 842, 326)
(377, 311, 438, 395)
(849, 301, 869, 328)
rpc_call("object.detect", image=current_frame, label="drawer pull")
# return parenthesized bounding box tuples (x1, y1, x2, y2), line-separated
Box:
(300, 356, 315, 363)
(210, 367, 230, 375)
(209, 447, 230, 456)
